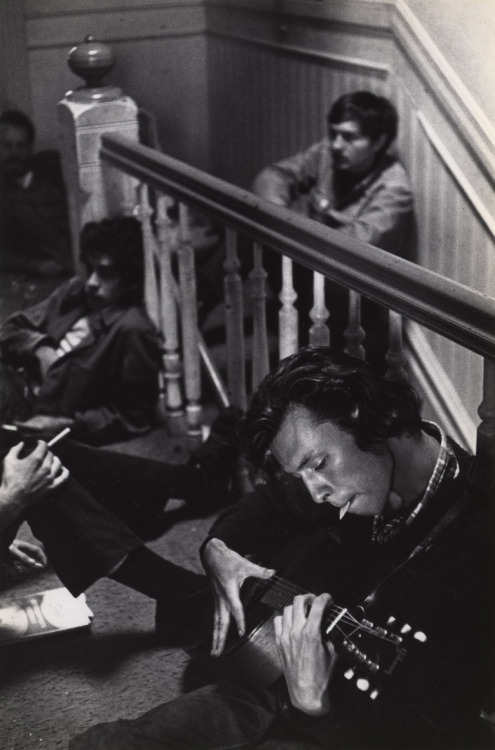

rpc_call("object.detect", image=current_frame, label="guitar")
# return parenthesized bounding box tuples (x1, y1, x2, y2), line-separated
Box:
(190, 533, 428, 699)
(205, 572, 427, 699)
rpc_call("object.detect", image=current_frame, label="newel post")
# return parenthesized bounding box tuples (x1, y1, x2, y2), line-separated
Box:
(56, 36, 139, 271)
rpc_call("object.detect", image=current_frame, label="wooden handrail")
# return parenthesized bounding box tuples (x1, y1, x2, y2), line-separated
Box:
(100, 133, 495, 360)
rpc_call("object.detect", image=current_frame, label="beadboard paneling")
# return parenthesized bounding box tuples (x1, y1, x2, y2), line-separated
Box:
(208, 34, 391, 187)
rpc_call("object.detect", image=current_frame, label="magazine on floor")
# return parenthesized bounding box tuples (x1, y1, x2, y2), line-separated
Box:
(0, 587, 93, 643)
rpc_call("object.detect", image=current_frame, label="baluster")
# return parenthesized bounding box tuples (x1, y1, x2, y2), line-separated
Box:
(344, 290, 365, 359)
(279, 255, 298, 360)
(477, 357, 495, 468)
(309, 271, 330, 347)
(385, 310, 407, 380)
(224, 228, 247, 411)
(155, 194, 183, 426)
(178, 203, 202, 447)
(250, 242, 270, 389)
(136, 183, 160, 330)
(225, 229, 253, 496)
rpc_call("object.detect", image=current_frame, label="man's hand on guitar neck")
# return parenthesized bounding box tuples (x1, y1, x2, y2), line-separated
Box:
(202, 537, 275, 657)
(274, 593, 337, 717)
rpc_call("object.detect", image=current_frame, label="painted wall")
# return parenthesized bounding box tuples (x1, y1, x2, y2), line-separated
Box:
(405, 0, 495, 123)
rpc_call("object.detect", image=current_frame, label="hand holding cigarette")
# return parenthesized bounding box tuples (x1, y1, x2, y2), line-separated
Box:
(9, 418, 73, 458)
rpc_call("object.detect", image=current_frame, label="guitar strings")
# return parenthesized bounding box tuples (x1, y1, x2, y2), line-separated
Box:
(256, 573, 398, 644)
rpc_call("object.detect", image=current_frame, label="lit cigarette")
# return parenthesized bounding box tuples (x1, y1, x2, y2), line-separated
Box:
(339, 501, 351, 521)
(47, 427, 71, 447)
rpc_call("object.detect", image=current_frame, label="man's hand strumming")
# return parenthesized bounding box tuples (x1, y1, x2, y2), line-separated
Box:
(202, 537, 275, 657)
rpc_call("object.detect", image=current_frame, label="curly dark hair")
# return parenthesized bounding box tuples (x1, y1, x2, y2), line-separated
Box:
(327, 91, 398, 153)
(242, 347, 422, 479)
(79, 216, 144, 298)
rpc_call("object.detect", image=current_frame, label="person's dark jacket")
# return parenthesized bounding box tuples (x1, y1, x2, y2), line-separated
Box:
(1, 150, 72, 276)
(207, 435, 494, 749)
(0, 278, 162, 444)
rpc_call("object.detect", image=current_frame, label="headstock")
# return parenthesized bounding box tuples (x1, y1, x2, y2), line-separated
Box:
(323, 606, 427, 699)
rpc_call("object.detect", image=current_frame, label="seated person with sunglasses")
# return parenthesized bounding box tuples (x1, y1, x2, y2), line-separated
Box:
(0, 216, 162, 445)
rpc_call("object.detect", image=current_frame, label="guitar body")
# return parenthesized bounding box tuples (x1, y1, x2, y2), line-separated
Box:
(219, 610, 282, 688)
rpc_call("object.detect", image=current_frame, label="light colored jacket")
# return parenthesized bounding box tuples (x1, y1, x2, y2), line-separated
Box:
(253, 139, 415, 259)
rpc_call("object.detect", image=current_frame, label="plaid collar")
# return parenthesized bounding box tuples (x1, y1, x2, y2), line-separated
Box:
(372, 422, 459, 545)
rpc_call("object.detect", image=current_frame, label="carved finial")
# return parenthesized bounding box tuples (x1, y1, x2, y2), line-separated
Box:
(66, 36, 123, 103)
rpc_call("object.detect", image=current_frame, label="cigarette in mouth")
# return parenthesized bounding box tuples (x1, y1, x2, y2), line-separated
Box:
(339, 501, 351, 521)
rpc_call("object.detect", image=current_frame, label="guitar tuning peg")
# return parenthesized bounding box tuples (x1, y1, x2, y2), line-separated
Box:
(386, 616, 396, 626)
(413, 631, 427, 642)
(370, 689, 380, 701)
(356, 678, 370, 692)
(400, 623, 412, 634)
(344, 668, 355, 680)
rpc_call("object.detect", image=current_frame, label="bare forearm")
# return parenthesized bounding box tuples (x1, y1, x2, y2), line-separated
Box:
(0, 487, 27, 553)
(0, 487, 28, 528)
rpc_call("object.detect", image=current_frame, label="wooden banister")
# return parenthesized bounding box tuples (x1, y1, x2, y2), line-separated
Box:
(101, 133, 495, 361)
(100, 133, 495, 466)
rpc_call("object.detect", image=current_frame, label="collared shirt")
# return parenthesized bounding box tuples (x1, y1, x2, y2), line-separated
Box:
(372, 421, 460, 545)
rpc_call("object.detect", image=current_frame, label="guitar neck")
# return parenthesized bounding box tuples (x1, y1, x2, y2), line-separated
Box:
(256, 575, 352, 644)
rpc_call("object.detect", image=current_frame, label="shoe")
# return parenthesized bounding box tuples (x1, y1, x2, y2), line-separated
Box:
(185, 406, 243, 515)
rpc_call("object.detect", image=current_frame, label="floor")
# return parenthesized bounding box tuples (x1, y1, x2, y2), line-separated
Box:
(0, 511, 216, 750)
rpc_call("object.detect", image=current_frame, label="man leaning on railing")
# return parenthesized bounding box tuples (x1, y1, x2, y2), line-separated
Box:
(253, 91, 415, 361)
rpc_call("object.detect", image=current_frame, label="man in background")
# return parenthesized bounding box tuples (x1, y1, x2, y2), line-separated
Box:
(253, 91, 415, 359)
(0, 109, 72, 278)
(254, 90, 413, 254)
(0, 216, 162, 445)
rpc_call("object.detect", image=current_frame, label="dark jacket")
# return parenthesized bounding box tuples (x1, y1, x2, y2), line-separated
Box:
(208, 436, 494, 748)
(0, 150, 72, 275)
(0, 278, 162, 444)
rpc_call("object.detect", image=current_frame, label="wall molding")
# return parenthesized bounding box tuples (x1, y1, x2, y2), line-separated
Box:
(392, 0, 495, 190)
(206, 0, 394, 31)
(416, 111, 495, 243)
(405, 321, 477, 453)
(208, 31, 391, 78)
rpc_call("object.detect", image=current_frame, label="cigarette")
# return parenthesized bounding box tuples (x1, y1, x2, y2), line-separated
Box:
(339, 501, 351, 521)
(47, 427, 71, 447)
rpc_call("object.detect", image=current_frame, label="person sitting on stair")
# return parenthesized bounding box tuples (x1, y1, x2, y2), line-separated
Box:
(0, 216, 162, 445)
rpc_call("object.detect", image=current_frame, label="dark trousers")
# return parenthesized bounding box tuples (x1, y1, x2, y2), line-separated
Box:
(0, 430, 200, 597)
(69, 681, 283, 750)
